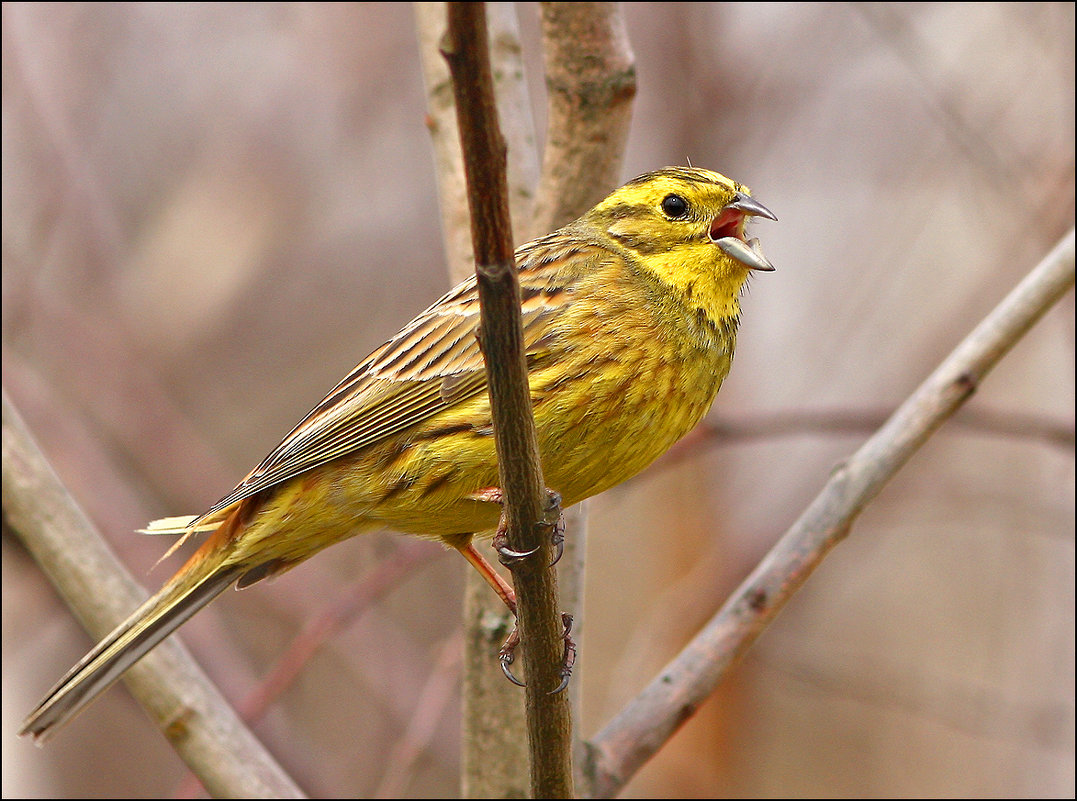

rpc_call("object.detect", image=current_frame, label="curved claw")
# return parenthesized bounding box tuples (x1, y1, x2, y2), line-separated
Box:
(496, 613, 577, 693)
(549, 524, 565, 567)
(500, 652, 526, 687)
(547, 613, 576, 695)
(496, 541, 540, 567)
(548, 672, 571, 695)
(499, 624, 525, 686)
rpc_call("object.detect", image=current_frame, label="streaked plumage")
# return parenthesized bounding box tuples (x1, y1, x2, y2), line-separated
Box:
(21, 167, 775, 740)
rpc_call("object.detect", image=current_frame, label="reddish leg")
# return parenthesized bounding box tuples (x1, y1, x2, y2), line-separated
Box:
(451, 539, 526, 685)
(456, 487, 574, 691)
(456, 540, 517, 614)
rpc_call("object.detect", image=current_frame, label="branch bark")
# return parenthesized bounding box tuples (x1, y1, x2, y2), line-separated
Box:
(442, 3, 573, 797)
(531, 2, 636, 236)
(420, 3, 635, 793)
(2, 388, 306, 799)
(675, 406, 1076, 454)
(584, 229, 1075, 798)
(415, 3, 540, 794)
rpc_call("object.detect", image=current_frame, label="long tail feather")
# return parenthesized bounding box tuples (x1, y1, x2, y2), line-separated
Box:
(20, 556, 242, 742)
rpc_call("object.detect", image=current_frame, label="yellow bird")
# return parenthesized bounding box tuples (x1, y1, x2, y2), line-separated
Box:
(21, 166, 775, 740)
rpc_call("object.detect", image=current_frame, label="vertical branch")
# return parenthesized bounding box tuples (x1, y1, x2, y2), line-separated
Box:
(441, 3, 574, 798)
(416, 3, 547, 795)
(529, 7, 636, 769)
(531, 2, 636, 235)
(420, 3, 637, 793)
(416, 3, 540, 277)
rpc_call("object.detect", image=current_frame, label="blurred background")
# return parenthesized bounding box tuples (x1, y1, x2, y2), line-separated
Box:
(3, 3, 1073, 797)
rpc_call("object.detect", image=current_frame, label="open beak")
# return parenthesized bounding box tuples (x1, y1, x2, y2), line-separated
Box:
(710, 191, 777, 272)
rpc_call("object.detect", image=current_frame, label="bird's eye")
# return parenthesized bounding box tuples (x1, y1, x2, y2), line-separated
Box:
(661, 194, 689, 219)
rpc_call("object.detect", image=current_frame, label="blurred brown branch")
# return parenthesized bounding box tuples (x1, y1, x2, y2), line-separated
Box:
(531, 2, 636, 236)
(173, 540, 443, 798)
(373, 634, 464, 798)
(1, 388, 306, 799)
(583, 231, 1075, 798)
(234, 541, 441, 725)
(663, 405, 1076, 458)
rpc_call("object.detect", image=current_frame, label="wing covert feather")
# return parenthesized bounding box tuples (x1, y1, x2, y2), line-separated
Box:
(196, 237, 600, 520)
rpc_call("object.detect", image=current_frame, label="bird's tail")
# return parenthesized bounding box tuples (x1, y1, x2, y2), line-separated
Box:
(20, 513, 245, 743)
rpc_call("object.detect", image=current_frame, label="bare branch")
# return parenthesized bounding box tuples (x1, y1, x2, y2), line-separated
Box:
(234, 541, 440, 724)
(442, 3, 573, 797)
(664, 406, 1076, 458)
(416, 3, 545, 794)
(531, 2, 636, 235)
(2, 388, 306, 799)
(415, 4, 539, 281)
(373, 635, 463, 798)
(585, 231, 1075, 798)
(420, 4, 636, 793)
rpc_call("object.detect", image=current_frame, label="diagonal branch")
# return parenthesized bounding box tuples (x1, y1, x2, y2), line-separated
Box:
(2, 388, 306, 799)
(441, 3, 573, 797)
(584, 230, 1075, 798)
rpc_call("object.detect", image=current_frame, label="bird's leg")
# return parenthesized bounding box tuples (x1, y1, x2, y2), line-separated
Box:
(452, 537, 526, 686)
(455, 538, 516, 615)
(461, 487, 573, 690)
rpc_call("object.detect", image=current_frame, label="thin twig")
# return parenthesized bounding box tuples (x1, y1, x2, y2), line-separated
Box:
(169, 542, 440, 798)
(584, 231, 1075, 798)
(442, 3, 573, 797)
(415, 3, 543, 795)
(662, 405, 1076, 458)
(235, 541, 440, 724)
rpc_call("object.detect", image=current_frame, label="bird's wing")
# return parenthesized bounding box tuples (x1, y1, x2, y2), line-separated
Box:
(195, 235, 595, 522)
